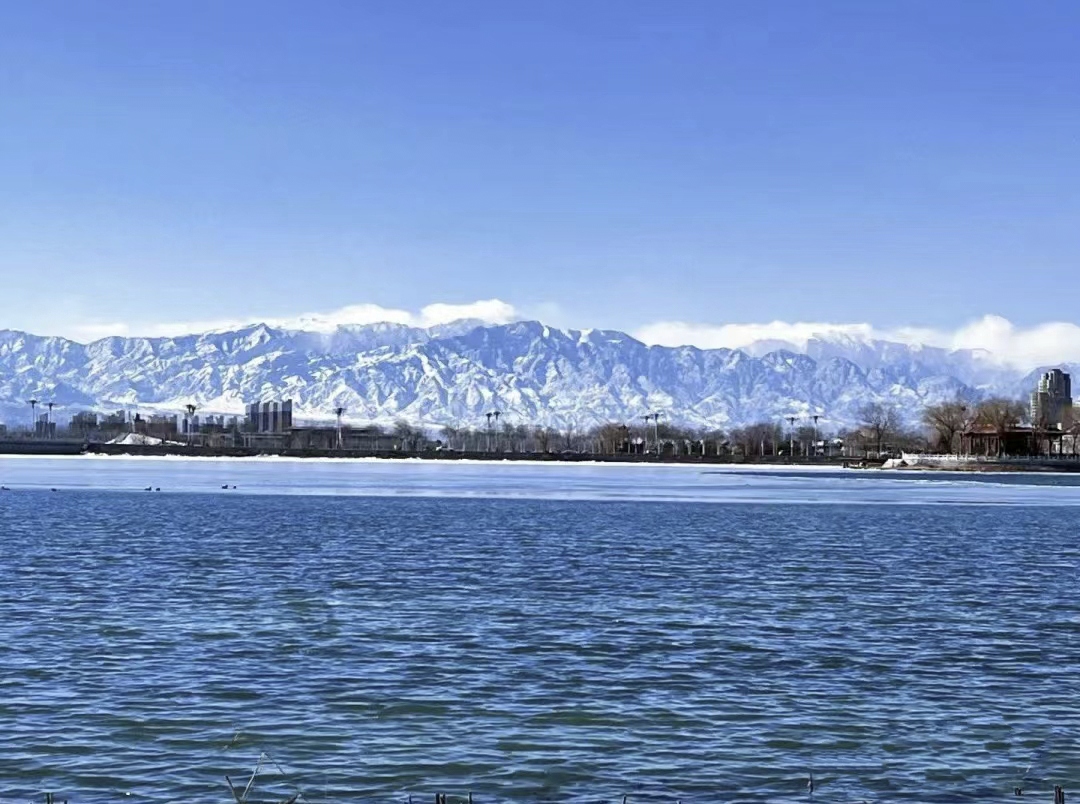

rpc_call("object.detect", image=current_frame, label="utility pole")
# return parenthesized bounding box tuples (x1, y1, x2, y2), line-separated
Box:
(186, 404, 197, 446)
(335, 407, 346, 449)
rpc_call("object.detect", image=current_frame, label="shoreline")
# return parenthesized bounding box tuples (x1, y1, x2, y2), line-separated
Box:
(3, 441, 1080, 472)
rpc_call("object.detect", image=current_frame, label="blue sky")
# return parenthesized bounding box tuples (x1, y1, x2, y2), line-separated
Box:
(1, 1, 1078, 351)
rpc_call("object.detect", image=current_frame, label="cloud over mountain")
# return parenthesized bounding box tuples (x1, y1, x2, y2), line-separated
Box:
(68, 299, 520, 341)
(634, 314, 1080, 370)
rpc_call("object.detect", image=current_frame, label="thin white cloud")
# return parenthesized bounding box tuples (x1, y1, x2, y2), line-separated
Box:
(65, 299, 519, 341)
(47, 305, 1080, 371)
(634, 314, 1080, 370)
(634, 320, 876, 351)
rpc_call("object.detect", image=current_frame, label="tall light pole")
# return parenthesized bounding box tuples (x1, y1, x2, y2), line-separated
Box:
(787, 415, 797, 458)
(185, 404, 197, 446)
(812, 414, 820, 459)
(335, 406, 346, 449)
(28, 399, 38, 438)
(653, 411, 662, 457)
(492, 410, 501, 452)
(642, 414, 653, 453)
(485, 412, 493, 452)
(46, 402, 54, 439)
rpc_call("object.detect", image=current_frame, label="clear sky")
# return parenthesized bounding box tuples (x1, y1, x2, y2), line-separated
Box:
(1, 1, 1078, 350)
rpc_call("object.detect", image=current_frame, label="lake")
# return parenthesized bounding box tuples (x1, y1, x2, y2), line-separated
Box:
(1, 457, 1079, 802)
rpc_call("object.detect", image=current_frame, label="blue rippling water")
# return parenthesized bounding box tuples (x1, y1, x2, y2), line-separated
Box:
(1, 463, 1079, 802)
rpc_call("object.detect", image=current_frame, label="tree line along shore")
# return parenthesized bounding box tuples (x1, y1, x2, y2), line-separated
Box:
(3, 393, 1075, 463)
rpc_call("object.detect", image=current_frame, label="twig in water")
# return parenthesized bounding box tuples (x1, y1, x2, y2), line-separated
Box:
(225, 775, 243, 804)
(240, 752, 266, 802)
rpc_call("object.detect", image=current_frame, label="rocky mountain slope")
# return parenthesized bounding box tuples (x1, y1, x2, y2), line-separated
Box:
(0, 320, 1062, 431)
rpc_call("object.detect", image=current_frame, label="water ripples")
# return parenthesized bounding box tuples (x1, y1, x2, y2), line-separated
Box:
(1, 483, 1079, 801)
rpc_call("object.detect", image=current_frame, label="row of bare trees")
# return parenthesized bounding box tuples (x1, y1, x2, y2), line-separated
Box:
(436, 421, 728, 455)
(372, 392, 1068, 459)
(921, 395, 1028, 454)
(921, 393, 1080, 456)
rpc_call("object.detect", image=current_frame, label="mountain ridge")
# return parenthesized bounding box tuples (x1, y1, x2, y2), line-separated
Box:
(0, 320, 1067, 431)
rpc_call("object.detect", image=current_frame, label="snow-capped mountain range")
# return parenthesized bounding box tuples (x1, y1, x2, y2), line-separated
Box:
(0, 319, 1066, 432)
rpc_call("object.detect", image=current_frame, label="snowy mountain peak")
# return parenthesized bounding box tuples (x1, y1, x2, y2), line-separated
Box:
(0, 318, 1050, 430)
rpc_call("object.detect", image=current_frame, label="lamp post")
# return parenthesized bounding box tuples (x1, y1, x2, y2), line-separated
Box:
(485, 412, 493, 452)
(28, 399, 38, 438)
(335, 407, 346, 449)
(492, 410, 501, 452)
(786, 415, 797, 458)
(185, 404, 197, 446)
(46, 402, 54, 439)
(652, 411, 662, 458)
(812, 414, 820, 460)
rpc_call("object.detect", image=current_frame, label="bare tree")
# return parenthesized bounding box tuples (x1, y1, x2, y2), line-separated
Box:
(973, 397, 1026, 457)
(729, 421, 778, 458)
(1069, 417, 1080, 457)
(1030, 405, 1056, 457)
(440, 425, 458, 450)
(795, 425, 817, 457)
(534, 426, 552, 454)
(857, 402, 899, 457)
(921, 397, 973, 454)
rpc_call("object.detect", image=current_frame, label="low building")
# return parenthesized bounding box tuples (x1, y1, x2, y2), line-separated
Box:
(135, 414, 179, 441)
(34, 415, 56, 439)
(69, 411, 99, 437)
(961, 425, 1045, 457)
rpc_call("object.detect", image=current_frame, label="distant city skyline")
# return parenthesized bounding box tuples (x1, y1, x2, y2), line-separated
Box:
(2, 2, 1078, 362)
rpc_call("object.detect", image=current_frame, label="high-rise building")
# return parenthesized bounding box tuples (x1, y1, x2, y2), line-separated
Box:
(245, 398, 295, 433)
(246, 402, 260, 432)
(270, 401, 280, 433)
(1030, 369, 1074, 429)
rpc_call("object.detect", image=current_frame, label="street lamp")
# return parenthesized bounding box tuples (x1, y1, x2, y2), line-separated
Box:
(786, 415, 798, 458)
(28, 399, 38, 438)
(335, 407, 346, 449)
(812, 414, 821, 459)
(185, 404, 197, 446)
